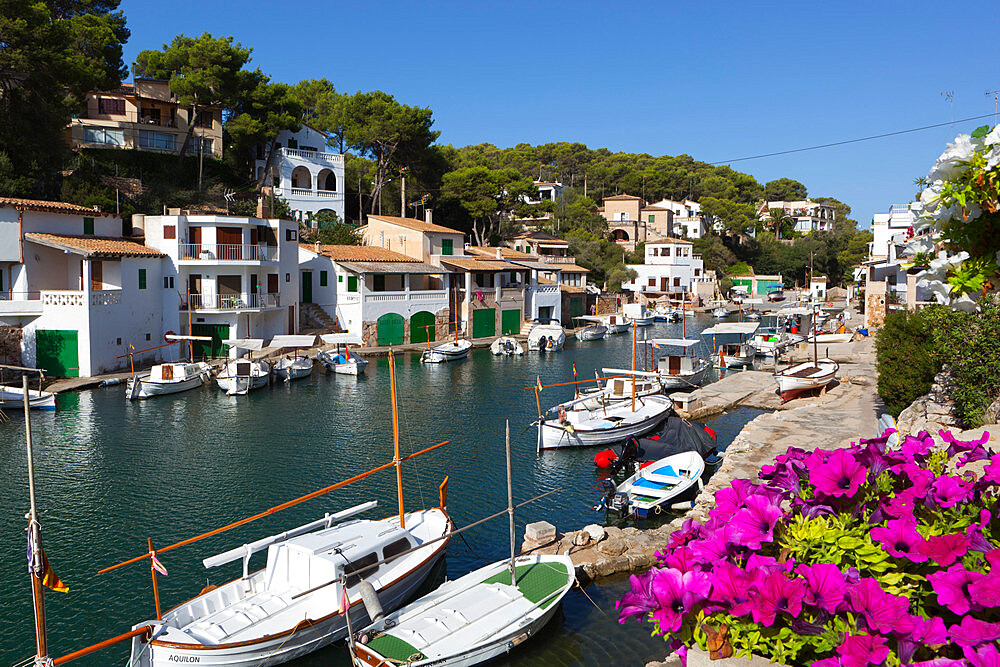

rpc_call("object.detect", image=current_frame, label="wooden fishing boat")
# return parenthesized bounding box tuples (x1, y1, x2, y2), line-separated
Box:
(576, 373, 663, 410)
(603, 450, 705, 518)
(774, 307, 839, 401)
(801, 332, 854, 345)
(0, 365, 55, 410)
(351, 555, 573, 667)
(623, 303, 653, 327)
(536, 394, 672, 451)
(127, 362, 212, 400)
(490, 336, 524, 355)
(718, 343, 754, 368)
(319, 333, 369, 375)
(526, 322, 565, 352)
(701, 322, 759, 369)
(421, 339, 472, 363)
(712, 306, 729, 318)
(573, 316, 607, 341)
(216, 358, 271, 396)
(600, 313, 631, 334)
(646, 339, 710, 390)
(268, 335, 316, 382)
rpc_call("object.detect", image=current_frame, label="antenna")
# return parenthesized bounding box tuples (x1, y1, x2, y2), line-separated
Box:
(986, 89, 1000, 126)
(941, 91, 954, 132)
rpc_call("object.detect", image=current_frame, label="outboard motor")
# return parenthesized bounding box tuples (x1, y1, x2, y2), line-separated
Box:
(611, 437, 641, 476)
(597, 478, 629, 514)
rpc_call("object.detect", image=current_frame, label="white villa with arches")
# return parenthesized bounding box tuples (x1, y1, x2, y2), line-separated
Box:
(255, 125, 345, 227)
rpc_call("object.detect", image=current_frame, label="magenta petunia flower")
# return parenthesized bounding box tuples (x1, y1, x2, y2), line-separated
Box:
(964, 642, 1000, 667)
(896, 614, 948, 663)
(948, 616, 1000, 647)
(795, 563, 847, 613)
(708, 561, 758, 617)
(900, 431, 935, 463)
(730, 494, 783, 550)
(984, 453, 1000, 485)
(750, 572, 806, 627)
(745, 553, 793, 574)
(660, 545, 701, 573)
(616, 571, 656, 624)
(928, 563, 985, 615)
(930, 474, 972, 508)
(709, 478, 759, 521)
(870, 517, 928, 562)
(966, 510, 995, 553)
(837, 633, 890, 667)
(688, 520, 739, 563)
(970, 572, 1000, 607)
(667, 517, 703, 548)
(918, 532, 971, 566)
(908, 660, 968, 667)
(940, 428, 991, 458)
(649, 567, 711, 632)
(810, 449, 867, 498)
(846, 578, 911, 634)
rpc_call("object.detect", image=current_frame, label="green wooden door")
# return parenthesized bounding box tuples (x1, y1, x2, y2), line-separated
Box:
(302, 271, 313, 303)
(35, 330, 79, 377)
(410, 311, 435, 344)
(472, 308, 495, 338)
(191, 323, 229, 359)
(376, 313, 404, 346)
(501, 308, 521, 335)
(569, 297, 584, 320)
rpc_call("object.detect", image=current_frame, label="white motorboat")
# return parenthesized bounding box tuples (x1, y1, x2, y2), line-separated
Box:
(746, 311, 762, 321)
(421, 339, 473, 363)
(490, 336, 524, 355)
(712, 307, 730, 318)
(646, 338, 711, 390)
(526, 322, 565, 352)
(701, 322, 759, 369)
(272, 356, 313, 382)
(216, 359, 271, 395)
(127, 362, 212, 400)
(623, 303, 653, 326)
(774, 358, 839, 399)
(600, 313, 631, 335)
(319, 333, 369, 375)
(576, 373, 663, 410)
(573, 317, 607, 341)
(802, 332, 855, 345)
(605, 450, 705, 519)
(536, 394, 672, 451)
(717, 343, 754, 368)
(351, 555, 573, 667)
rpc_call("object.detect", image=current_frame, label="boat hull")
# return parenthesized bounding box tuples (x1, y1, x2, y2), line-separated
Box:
(605, 323, 630, 335)
(658, 362, 710, 390)
(273, 360, 313, 382)
(0, 385, 56, 410)
(574, 326, 607, 341)
(216, 371, 270, 395)
(632, 317, 653, 327)
(537, 396, 672, 450)
(127, 374, 205, 399)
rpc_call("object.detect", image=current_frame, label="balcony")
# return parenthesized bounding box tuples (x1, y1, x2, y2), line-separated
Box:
(500, 287, 524, 299)
(537, 256, 576, 264)
(0, 291, 43, 316)
(532, 284, 560, 294)
(280, 148, 344, 164)
(274, 186, 345, 201)
(185, 293, 280, 311)
(178, 244, 276, 262)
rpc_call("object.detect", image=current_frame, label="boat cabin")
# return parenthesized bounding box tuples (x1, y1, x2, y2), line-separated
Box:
(149, 362, 203, 383)
(658, 354, 703, 376)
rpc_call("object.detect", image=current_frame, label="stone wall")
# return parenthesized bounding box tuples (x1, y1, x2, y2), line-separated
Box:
(0, 326, 22, 366)
(596, 295, 620, 315)
(896, 364, 962, 433)
(865, 279, 888, 328)
(434, 308, 451, 341)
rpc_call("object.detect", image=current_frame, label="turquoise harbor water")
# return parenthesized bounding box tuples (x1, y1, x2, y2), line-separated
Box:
(0, 317, 766, 666)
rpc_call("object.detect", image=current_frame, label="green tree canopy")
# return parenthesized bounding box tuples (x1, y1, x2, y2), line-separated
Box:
(763, 178, 808, 201)
(225, 73, 303, 184)
(293, 78, 347, 153)
(440, 166, 537, 244)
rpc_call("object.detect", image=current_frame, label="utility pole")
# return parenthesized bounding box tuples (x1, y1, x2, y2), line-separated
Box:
(583, 172, 587, 199)
(399, 167, 408, 218)
(358, 177, 363, 225)
(987, 89, 1000, 127)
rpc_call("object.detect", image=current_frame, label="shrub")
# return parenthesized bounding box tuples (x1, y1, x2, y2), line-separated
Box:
(617, 430, 1000, 665)
(934, 295, 1000, 427)
(875, 309, 944, 417)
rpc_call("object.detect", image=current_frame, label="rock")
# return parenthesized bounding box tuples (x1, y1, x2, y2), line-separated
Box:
(572, 531, 591, 547)
(524, 520, 556, 543)
(622, 527, 642, 537)
(985, 396, 1000, 425)
(583, 524, 606, 542)
(597, 537, 627, 556)
(627, 551, 655, 570)
(896, 366, 962, 435)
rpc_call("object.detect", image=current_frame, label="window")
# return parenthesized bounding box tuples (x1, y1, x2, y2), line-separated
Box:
(648, 277, 656, 287)
(138, 269, 147, 290)
(286, 229, 297, 242)
(441, 238, 453, 256)
(648, 215, 655, 223)
(145, 333, 151, 341)
(138, 131, 177, 151)
(163, 276, 174, 289)
(83, 127, 124, 146)
(285, 273, 290, 283)
(287, 137, 298, 149)
(344, 552, 379, 587)
(373, 274, 385, 291)
(320, 271, 328, 287)
(338, 275, 343, 283)
(163, 225, 176, 240)
(382, 538, 411, 562)
(694, 269, 700, 277)
(673, 277, 681, 287)
(83, 217, 94, 235)
(98, 97, 125, 115)
(195, 110, 214, 128)
(347, 276, 358, 292)
(198, 137, 213, 154)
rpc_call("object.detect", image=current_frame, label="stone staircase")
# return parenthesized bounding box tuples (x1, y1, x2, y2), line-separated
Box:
(299, 303, 341, 334)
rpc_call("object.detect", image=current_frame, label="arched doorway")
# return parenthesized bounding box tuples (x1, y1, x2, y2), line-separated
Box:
(410, 311, 435, 344)
(376, 313, 404, 346)
(290, 166, 312, 190)
(317, 168, 337, 192)
(612, 229, 630, 242)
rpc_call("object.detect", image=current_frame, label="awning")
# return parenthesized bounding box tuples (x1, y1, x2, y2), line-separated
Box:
(648, 338, 700, 348)
(223, 338, 264, 351)
(268, 335, 317, 348)
(321, 333, 363, 345)
(700, 323, 760, 336)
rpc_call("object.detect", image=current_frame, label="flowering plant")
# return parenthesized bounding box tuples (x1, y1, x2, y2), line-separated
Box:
(915, 126, 1000, 311)
(617, 430, 1000, 665)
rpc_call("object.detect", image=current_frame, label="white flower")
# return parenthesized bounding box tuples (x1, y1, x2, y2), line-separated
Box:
(913, 212, 939, 233)
(919, 181, 944, 212)
(986, 145, 1000, 170)
(917, 277, 951, 304)
(906, 236, 935, 255)
(966, 202, 983, 221)
(918, 250, 969, 284)
(926, 134, 975, 182)
(952, 294, 979, 312)
(985, 125, 1000, 147)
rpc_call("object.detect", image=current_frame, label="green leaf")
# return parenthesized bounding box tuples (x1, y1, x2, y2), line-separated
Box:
(972, 125, 990, 139)
(837, 536, 864, 550)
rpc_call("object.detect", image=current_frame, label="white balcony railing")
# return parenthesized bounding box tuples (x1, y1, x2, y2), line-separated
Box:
(186, 293, 280, 311)
(365, 292, 407, 302)
(91, 290, 121, 306)
(533, 284, 560, 294)
(315, 190, 343, 199)
(178, 244, 276, 261)
(274, 186, 344, 201)
(41, 291, 86, 307)
(281, 148, 344, 164)
(410, 290, 448, 300)
(338, 294, 361, 304)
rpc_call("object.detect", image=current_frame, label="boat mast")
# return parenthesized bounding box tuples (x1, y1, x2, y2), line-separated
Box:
(631, 322, 636, 412)
(388, 349, 406, 529)
(812, 305, 819, 366)
(505, 421, 516, 584)
(187, 286, 194, 361)
(23, 374, 50, 665)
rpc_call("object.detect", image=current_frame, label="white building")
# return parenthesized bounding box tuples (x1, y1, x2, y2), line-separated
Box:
(871, 202, 920, 260)
(757, 200, 837, 234)
(466, 246, 563, 323)
(298, 243, 452, 346)
(862, 202, 931, 318)
(0, 198, 169, 377)
(809, 276, 828, 300)
(648, 199, 708, 238)
(623, 238, 706, 296)
(255, 125, 345, 226)
(141, 213, 300, 357)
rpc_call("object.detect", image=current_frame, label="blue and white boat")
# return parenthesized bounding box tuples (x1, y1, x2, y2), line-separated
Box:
(607, 450, 704, 518)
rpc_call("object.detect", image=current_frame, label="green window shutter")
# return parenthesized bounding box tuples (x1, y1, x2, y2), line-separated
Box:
(83, 217, 94, 235)
(338, 274, 343, 283)
(348, 276, 358, 292)
(320, 270, 328, 287)
(374, 274, 385, 291)
(442, 239, 453, 255)
(138, 268, 147, 290)
(648, 215, 654, 223)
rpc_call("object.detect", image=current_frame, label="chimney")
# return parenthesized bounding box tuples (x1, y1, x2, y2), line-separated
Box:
(424, 209, 433, 226)
(496, 248, 503, 260)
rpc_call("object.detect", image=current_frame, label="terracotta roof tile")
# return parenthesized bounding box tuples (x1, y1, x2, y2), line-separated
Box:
(602, 194, 642, 201)
(466, 246, 535, 260)
(439, 257, 513, 272)
(0, 197, 110, 216)
(649, 237, 694, 245)
(555, 263, 590, 273)
(366, 214, 463, 235)
(301, 243, 419, 262)
(25, 233, 165, 257)
(511, 230, 569, 243)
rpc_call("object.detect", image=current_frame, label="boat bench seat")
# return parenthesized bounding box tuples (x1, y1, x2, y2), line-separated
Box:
(182, 591, 289, 643)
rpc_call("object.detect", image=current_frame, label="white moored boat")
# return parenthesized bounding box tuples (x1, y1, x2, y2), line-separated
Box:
(0, 365, 55, 409)
(536, 394, 672, 451)
(215, 339, 270, 395)
(268, 335, 316, 382)
(604, 450, 705, 519)
(774, 358, 839, 399)
(623, 303, 653, 327)
(701, 322, 759, 369)
(490, 336, 524, 355)
(573, 316, 607, 341)
(712, 306, 730, 318)
(319, 333, 369, 375)
(576, 373, 663, 410)
(421, 339, 472, 364)
(646, 339, 710, 390)
(600, 313, 631, 335)
(526, 321, 565, 352)
(802, 332, 855, 345)
(127, 362, 212, 400)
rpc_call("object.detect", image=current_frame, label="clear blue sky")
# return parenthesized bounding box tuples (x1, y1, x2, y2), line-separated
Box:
(120, 0, 1000, 228)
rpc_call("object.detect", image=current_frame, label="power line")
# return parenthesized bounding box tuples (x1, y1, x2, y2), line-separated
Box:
(711, 112, 997, 165)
